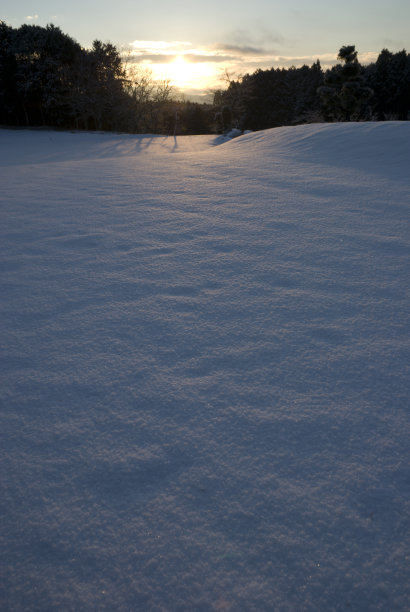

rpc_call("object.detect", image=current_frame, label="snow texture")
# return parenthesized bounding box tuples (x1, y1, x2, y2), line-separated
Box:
(1, 122, 410, 611)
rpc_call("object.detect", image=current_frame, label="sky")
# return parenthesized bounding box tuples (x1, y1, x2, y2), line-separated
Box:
(3, 0, 410, 97)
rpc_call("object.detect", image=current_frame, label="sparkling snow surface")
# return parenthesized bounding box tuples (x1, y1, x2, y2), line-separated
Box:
(1, 123, 410, 611)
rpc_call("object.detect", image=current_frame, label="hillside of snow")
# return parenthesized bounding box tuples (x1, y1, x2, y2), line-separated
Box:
(1, 122, 409, 611)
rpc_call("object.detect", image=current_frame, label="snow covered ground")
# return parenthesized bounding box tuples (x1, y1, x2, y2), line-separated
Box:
(1, 122, 409, 611)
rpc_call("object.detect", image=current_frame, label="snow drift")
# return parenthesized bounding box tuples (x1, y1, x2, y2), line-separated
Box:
(1, 122, 410, 611)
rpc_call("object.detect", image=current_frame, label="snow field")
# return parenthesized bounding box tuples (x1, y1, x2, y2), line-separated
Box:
(1, 123, 410, 611)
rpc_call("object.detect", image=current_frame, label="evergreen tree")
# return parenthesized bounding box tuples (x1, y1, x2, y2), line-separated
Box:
(366, 49, 410, 119)
(318, 45, 373, 121)
(0, 21, 18, 124)
(0, 22, 82, 126)
(215, 62, 324, 131)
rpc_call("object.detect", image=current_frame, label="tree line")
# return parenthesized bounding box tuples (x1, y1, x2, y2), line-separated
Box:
(215, 45, 410, 132)
(1, 21, 409, 135)
(0, 21, 213, 133)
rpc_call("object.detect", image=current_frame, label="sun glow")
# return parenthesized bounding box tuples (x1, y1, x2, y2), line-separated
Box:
(128, 41, 223, 96)
(168, 56, 191, 89)
(148, 55, 217, 96)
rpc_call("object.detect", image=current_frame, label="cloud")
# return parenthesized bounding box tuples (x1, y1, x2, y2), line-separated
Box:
(226, 26, 285, 53)
(26, 14, 39, 21)
(126, 40, 238, 65)
(359, 51, 383, 64)
(126, 40, 190, 63)
(206, 27, 290, 68)
(127, 40, 378, 70)
(126, 53, 237, 66)
(182, 53, 237, 64)
(129, 40, 191, 54)
(128, 54, 175, 64)
(213, 43, 268, 56)
(265, 51, 380, 69)
(126, 38, 281, 69)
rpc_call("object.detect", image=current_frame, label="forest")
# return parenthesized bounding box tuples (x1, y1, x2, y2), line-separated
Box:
(1, 21, 410, 134)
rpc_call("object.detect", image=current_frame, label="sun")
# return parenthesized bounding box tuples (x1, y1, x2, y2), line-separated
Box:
(148, 53, 218, 95)
(168, 55, 191, 89)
